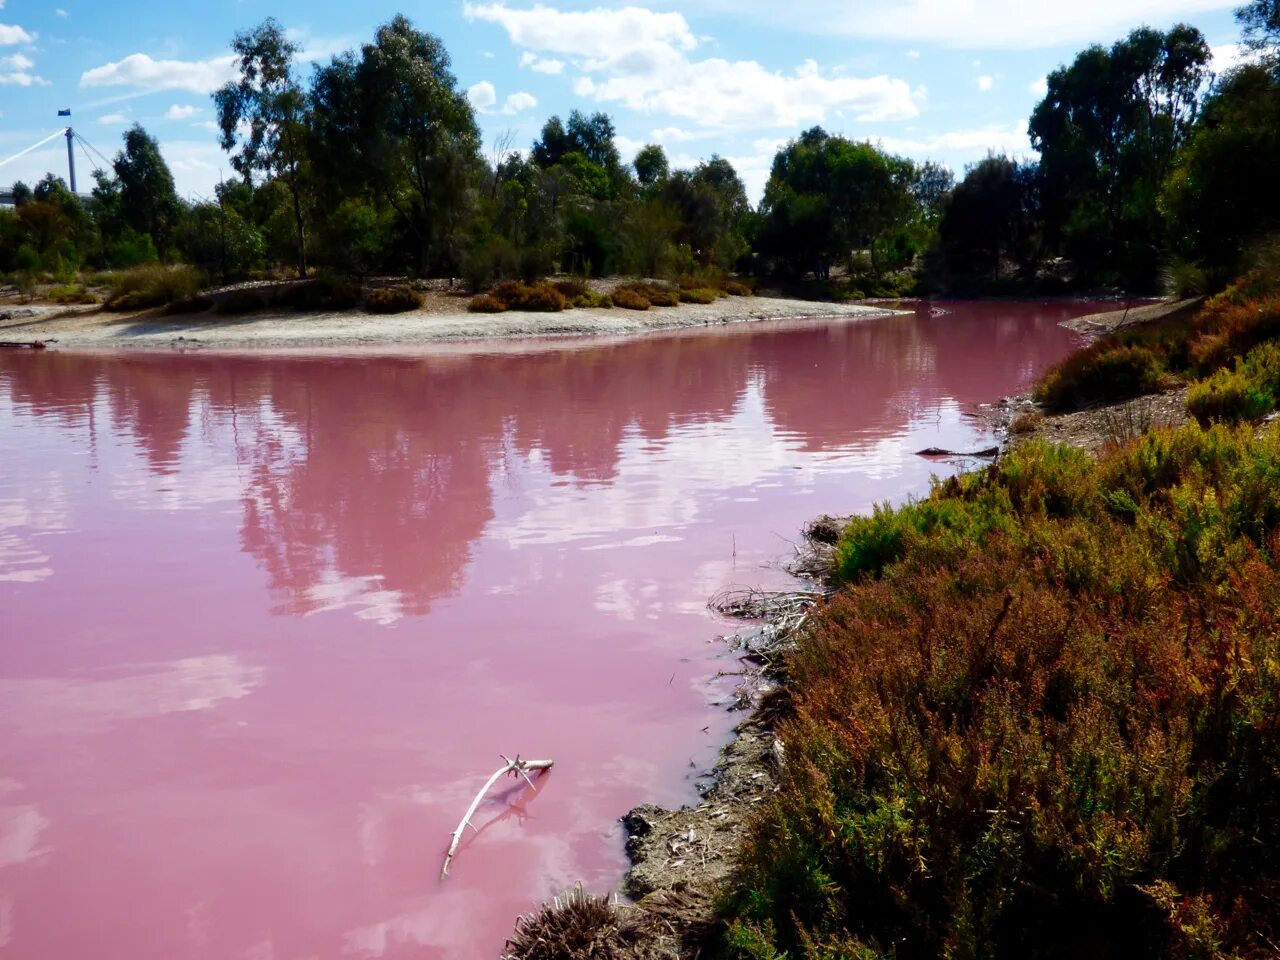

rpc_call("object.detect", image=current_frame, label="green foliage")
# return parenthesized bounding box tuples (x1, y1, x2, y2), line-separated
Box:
(571, 290, 612, 308)
(46, 284, 98, 305)
(112, 125, 182, 257)
(1036, 343, 1166, 410)
(727, 422, 1280, 958)
(678, 287, 719, 304)
(105, 228, 159, 269)
(364, 285, 424, 313)
(1186, 341, 1280, 424)
(104, 264, 204, 311)
(1031, 24, 1211, 289)
(939, 154, 1040, 283)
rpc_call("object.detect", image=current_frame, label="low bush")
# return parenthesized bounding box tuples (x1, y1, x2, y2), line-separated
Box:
(467, 294, 507, 313)
(678, 287, 719, 304)
(365, 285, 424, 314)
(610, 287, 650, 310)
(725, 422, 1280, 959)
(552, 278, 589, 299)
(572, 290, 612, 309)
(104, 264, 204, 311)
(46, 284, 98, 305)
(1036, 343, 1165, 410)
(1009, 410, 1045, 433)
(1186, 366, 1273, 425)
(487, 280, 570, 312)
(616, 281, 678, 307)
(723, 280, 754, 296)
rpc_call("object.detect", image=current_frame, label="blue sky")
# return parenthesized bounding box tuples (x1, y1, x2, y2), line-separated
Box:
(0, 0, 1249, 203)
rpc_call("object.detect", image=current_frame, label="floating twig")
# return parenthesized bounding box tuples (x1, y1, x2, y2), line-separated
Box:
(441, 754, 554, 879)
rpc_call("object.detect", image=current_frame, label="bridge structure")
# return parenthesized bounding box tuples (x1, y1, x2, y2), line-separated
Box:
(0, 115, 111, 206)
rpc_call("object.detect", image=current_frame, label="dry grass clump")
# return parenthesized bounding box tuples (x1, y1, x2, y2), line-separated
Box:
(364, 285, 424, 314)
(104, 264, 204, 311)
(616, 282, 679, 307)
(552, 278, 589, 299)
(468, 293, 507, 313)
(47, 284, 98, 305)
(678, 287, 720, 304)
(1008, 410, 1045, 434)
(505, 886, 663, 960)
(723, 279, 754, 297)
(724, 423, 1280, 959)
(610, 287, 651, 311)
(489, 279, 571, 312)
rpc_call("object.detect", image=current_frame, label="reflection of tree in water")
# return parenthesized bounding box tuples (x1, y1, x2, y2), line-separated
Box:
(0, 307, 1082, 618)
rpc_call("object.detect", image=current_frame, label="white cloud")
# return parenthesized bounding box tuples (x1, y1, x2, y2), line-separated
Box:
(97, 113, 126, 124)
(0, 23, 32, 45)
(467, 80, 497, 112)
(165, 104, 199, 120)
(1211, 42, 1258, 74)
(469, 3, 918, 135)
(465, 3, 697, 58)
(875, 121, 1032, 160)
(0, 53, 31, 70)
(80, 52, 237, 94)
(1029, 76, 1048, 97)
(905, 49, 920, 59)
(191, 119, 219, 133)
(0, 69, 46, 86)
(976, 74, 994, 92)
(678, 0, 1239, 49)
(56, 9, 69, 18)
(501, 91, 538, 114)
(520, 51, 565, 74)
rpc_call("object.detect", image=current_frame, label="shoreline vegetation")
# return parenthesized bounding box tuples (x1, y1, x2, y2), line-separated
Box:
(505, 277, 1280, 958)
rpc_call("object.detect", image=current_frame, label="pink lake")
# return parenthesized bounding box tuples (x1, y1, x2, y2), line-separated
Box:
(0, 302, 1094, 959)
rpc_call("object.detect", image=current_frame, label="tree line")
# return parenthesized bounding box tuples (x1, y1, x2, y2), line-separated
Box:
(3, 1, 1279, 297)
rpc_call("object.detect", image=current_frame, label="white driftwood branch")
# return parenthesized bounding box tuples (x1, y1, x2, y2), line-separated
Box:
(440, 754, 554, 879)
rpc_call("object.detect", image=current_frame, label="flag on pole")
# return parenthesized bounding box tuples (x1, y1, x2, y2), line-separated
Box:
(58, 108, 71, 117)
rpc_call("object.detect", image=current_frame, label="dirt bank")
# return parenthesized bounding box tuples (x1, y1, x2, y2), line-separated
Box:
(1061, 296, 1203, 334)
(0, 296, 898, 350)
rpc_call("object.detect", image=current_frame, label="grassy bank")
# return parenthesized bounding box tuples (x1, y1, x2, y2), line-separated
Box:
(716, 282, 1280, 959)
(505, 282, 1280, 960)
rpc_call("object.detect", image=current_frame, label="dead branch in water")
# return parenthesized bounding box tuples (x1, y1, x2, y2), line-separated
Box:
(441, 754, 554, 879)
(709, 586, 821, 621)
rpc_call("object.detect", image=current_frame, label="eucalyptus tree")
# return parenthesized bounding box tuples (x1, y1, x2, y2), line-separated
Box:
(113, 125, 181, 256)
(1029, 24, 1211, 286)
(313, 15, 481, 275)
(214, 18, 310, 277)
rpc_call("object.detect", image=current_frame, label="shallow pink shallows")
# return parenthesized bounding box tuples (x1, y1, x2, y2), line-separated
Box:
(0, 304, 1091, 959)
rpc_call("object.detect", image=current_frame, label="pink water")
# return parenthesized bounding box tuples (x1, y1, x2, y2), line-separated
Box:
(0, 302, 1093, 959)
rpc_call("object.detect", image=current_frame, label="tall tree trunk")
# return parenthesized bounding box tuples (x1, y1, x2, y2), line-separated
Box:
(288, 176, 307, 279)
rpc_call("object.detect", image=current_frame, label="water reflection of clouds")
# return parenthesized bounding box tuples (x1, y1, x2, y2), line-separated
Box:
(0, 655, 264, 734)
(304, 571, 405, 626)
(0, 474, 69, 584)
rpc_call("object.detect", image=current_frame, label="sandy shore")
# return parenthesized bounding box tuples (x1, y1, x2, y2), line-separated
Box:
(0, 297, 899, 350)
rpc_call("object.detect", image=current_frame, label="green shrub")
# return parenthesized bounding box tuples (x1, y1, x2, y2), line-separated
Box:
(1187, 367, 1273, 425)
(723, 280, 754, 296)
(467, 294, 507, 313)
(727, 421, 1280, 958)
(572, 290, 612, 309)
(365, 285, 424, 314)
(46, 284, 98, 305)
(678, 287, 720, 304)
(104, 264, 203, 311)
(610, 287, 650, 310)
(1036, 343, 1165, 411)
